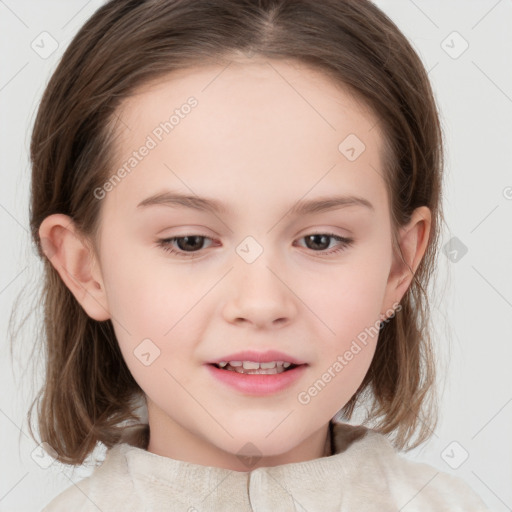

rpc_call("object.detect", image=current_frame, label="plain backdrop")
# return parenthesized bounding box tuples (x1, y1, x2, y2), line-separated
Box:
(1, 1, 511, 510)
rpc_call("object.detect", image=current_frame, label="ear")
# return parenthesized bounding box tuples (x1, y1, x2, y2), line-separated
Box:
(380, 206, 432, 320)
(38, 214, 111, 321)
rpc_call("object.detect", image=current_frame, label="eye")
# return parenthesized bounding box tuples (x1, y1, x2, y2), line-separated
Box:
(294, 233, 354, 256)
(157, 232, 353, 258)
(157, 235, 214, 258)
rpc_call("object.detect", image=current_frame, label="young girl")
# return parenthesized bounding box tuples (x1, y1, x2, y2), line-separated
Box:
(25, 0, 490, 510)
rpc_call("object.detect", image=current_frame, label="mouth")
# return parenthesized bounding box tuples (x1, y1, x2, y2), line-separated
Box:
(206, 360, 308, 395)
(209, 361, 303, 375)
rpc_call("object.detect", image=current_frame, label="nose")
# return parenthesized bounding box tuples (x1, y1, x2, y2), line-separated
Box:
(221, 253, 297, 329)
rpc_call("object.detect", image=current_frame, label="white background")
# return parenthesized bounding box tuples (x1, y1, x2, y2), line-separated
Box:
(1, 0, 511, 510)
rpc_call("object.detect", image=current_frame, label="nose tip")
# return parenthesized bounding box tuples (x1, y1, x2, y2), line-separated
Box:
(222, 262, 296, 328)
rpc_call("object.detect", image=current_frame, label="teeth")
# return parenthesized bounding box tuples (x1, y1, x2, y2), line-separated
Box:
(234, 365, 285, 375)
(215, 360, 297, 374)
(243, 361, 261, 370)
(224, 360, 292, 369)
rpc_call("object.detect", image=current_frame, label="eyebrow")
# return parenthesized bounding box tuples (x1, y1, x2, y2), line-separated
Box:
(136, 190, 375, 216)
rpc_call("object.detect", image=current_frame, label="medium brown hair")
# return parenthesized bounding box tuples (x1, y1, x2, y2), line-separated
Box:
(19, 0, 444, 465)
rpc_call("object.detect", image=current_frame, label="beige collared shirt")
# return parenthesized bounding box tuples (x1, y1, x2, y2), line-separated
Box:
(42, 422, 491, 512)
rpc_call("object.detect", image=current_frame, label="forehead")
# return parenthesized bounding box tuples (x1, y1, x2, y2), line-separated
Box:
(104, 58, 387, 217)
(117, 58, 379, 141)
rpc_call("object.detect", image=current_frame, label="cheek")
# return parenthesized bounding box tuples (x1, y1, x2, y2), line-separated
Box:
(100, 251, 205, 375)
(303, 260, 388, 344)
(298, 267, 385, 415)
(101, 240, 185, 331)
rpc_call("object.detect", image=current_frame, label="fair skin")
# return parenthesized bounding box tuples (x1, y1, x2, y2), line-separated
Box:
(39, 57, 431, 472)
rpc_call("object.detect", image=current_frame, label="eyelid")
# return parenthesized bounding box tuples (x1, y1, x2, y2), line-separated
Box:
(156, 231, 354, 259)
(156, 234, 215, 258)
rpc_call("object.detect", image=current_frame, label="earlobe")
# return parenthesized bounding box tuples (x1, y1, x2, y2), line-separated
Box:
(38, 214, 111, 321)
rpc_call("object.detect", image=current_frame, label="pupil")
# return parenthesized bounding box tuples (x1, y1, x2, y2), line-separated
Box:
(178, 236, 203, 252)
(306, 234, 329, 251)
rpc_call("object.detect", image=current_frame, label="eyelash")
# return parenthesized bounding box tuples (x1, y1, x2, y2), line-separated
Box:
(156, 233, 354, 259)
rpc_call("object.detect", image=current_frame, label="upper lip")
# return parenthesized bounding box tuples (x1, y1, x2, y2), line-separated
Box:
(207, 350, 307, 365)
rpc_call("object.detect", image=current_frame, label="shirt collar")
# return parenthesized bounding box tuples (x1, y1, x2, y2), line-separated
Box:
(105, 421, 392, 511)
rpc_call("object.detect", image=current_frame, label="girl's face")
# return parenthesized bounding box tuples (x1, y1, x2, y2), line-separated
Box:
(87, 58, 426, 470)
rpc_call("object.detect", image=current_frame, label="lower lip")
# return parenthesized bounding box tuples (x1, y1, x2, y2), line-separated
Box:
(206, 364, 308, 395)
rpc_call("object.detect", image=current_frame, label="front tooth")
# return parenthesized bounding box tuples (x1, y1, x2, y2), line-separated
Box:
(260, 361, 277, 369)
(242, 361, 260, 370)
